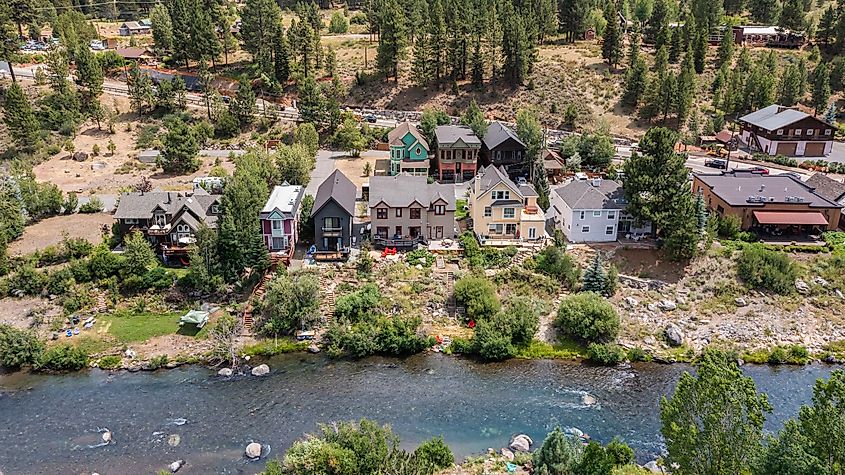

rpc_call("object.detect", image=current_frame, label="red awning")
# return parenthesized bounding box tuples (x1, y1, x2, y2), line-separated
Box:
(752, 211, 829, 226)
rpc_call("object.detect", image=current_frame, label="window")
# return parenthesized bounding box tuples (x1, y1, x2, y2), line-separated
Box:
(607, 211, 616, 220)
(376, 227, 388, 238)
(176, 224, 190, 233)
(271, 220, 282, 231)
(272, 237, 285, 249)
(605, 225, 614, 235)
(582, 226, 590, 233)
(528, 227, 536, 239)
(410, 226, 421, 238)
(124, 218, 138, 225)
(504, 208, 515, 218)
(323, 217, 340, 229)
(776, 129, 784, 135)
(505, 223, 517, 235)
(154, 213, 166, 226)
(395, 226, 402, 237)
(716, 205, 724, 214)
(416, 147, 421, 155)
(795, 129, 802, 135)
(211, 204, 220, 214)
(410, 208, 421, 219)
(434, 205, 445, 215)
(377, 208, 388, 219)
(593, 210, 602, 217)
(489, 224, 503, 234)
(395, 208, 403, 218)
(484, 206, 492, 217)
(492, 190, 510, 200)
(579, 211, 586, 220)
(826, 129, 833, 135)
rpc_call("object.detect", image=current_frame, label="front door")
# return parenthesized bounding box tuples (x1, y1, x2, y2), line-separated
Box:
(436, 226, 443, 239)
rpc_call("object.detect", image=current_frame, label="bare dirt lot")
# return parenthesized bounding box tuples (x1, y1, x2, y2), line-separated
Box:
(7, 213, 112, 256)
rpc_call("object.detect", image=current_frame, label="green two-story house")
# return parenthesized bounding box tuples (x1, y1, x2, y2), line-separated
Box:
(388, 121, 430, 176)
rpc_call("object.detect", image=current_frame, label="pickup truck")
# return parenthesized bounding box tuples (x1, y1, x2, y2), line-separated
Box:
(704, 158, 728, 169)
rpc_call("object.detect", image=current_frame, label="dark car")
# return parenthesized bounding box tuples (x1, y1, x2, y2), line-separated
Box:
(704, 158, 728, 169)
(364, 114, 377, 123)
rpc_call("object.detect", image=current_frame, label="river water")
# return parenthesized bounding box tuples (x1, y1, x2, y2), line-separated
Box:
(0, 354, 840, 474)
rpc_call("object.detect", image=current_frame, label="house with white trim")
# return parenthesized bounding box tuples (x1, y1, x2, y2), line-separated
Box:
(259, 183, 305, 254)
(738, 105, 835, 157)
(468, 164, 545, 245)
(549, 178, 649, 243)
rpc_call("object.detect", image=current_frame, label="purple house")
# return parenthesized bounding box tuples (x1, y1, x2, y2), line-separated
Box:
(259, 183, 305, 254)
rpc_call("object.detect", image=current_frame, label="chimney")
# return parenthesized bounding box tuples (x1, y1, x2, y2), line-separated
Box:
(166, 192, 171, 204)
(759, 184, 765, 192)
(591, 178, 602, 187)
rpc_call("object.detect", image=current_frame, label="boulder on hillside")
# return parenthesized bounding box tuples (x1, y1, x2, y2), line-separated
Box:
(509, 434, 532, 452)
(665, 324, 684, 347)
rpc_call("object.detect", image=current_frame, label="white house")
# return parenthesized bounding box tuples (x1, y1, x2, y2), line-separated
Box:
(549, 178, 650, 243)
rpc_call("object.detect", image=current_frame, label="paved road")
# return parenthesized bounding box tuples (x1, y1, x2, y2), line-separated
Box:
(684, 153, 811, 178)
(305, 150, 346, 198)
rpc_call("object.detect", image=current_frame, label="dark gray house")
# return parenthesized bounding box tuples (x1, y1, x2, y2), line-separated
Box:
(310, 169, 356, 260)
(481, 121, 527, 175)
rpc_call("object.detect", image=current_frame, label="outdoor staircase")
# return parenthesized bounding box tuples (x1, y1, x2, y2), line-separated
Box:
(319, 273, 336, 326)
(241, 272, 274, 333)
(444, 271, 458, 316)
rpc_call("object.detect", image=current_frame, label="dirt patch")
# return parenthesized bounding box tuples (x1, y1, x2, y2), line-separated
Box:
(130, 334, 214, 359)
(333, 153, 381, 190)
(0, 297, 61, 331)
(7, 213, 112, 256)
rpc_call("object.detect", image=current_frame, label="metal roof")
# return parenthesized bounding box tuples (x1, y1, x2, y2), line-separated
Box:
(753, 211, 829, 225)
(261, 184, 304, 217)
(739, 105, 811, 131)
(695, 171, 842, 208)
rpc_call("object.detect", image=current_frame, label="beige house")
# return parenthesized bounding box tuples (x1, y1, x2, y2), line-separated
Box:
(468, 165, 545, 245)
(368, 174, 456, 247)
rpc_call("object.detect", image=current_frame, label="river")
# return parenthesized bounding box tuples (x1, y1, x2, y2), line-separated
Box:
(0, 354, 840, 474)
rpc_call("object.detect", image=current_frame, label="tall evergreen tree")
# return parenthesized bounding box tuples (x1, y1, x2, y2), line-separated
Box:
(240, 0, 282, 74)
(1, 82, 40, 148)
(229, 78, 256, 126)
(501, 0, 534, 86)
(160, 118, 200, 174)
(749, 0, 780, 24)
(429, 0, 447, 82)
(716, 28, 734, 68)
(150, 4, 174, 53)
(375, 0, 407, 81)
(74, 45, 103, 100)
(812, 63, 831, 115)
(779, 0, 805, 31)
(817, 6, 836, 44)
(692, 31, 707, 74)
(695, 193, 708, 235)
(274, 30, 291, 84)
(675, 54, 696, 127)
(460, 99, 488, 138)
(669, 26, 682, 63)
(628, 24, 641, 69)
(647, 0, 669, 44)
(582, 254, 608, 293)
(778, 63, 802, 106)
(602, 0, 623, 70)
(623, 56, 648, 108)
(411, 0, 431, 85)
(297, 76, 325, 124)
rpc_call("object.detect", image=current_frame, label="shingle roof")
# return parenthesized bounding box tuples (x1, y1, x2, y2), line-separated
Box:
(739, 105, 815, 131)
(388, 121, 429, 150)
(114, 191, 220, 226)
(435, 125, 481, 147)
(368, 174, 456, 210)
(260, 184, 304, 218)
(804, 173, 845, 203)
(695, 171, 842, 208)
(482, 121, 525, 150)
(476, 164, 535, 198)
(311, 169, 356, 218)
(554, 179, 627, 210)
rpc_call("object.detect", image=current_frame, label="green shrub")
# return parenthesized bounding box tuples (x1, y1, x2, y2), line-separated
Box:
(414, 437, 454, 470)
(736, 245, 797, 294)
(335, 283, 381, 322)
(37, 344, 89, 371)
(79, 196, 104, 213)
(626, 347, 650, 362)
(98, 355, 122, 369)
(533, 427, 583, 474)
(587, 342, 626, 365)
(716, 214, 742, 239)
(405, 248, 435, 267)
(556, 292, 620, 343)
(8, 264, 47, 295)
(503, 296, 541, 344)
(215, 111, 240, 138)
(0, 324, 45, 368)
(324, 315, 432, 358)
(454, 275, 500, 321)
(533, 246, 580, 288)
(473, 317, 516, 361)
(328, 10, 349, 33)
(605, 437, 635, 466)
(148, 354, 169, 369)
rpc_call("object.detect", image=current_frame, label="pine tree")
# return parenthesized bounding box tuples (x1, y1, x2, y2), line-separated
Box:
(669, 26, 682, 63)
(654, 45, 668, 74)
(695, 193, 708, 235)
(779, 0, 805, 31)
(647, 0, 669, 43)
(160, 118, 200, 174)
(501, 0, 533, 86)
(429, 0, 447, 82)
(297, 76, 325, 124)
(240, 0, 281, 73)
(749, 0, 780, 24)
(1, 82, 40, 148)
(623, 56, 648, 108)
(190, 0, 222, 66)
(127, 62, 154, 115)
(537, 0, 558, 43)
(818, 6, 836, 44)
(45, 45, 70, 95)
(602, 0, 623, 70)
(460, 99, 488, 138)
(797, 57, 808, 97)
(274, 30, 291, 84)
(485, 0, 503, 77)
(627, 24, 641, 69)
(74, 45, 103, 100)
(470, 35, 484, 85)
(150, 4, 174, 53)
(375, 0, 407, 81)
(778, 63, 802, 106)
(229, 78, 256, 126)
(658, 71, 678, 123)
(692, 31, 707, 74)
(533, 160, 551, 210)
(716, 28, 734, 68)
(582, 254, 608, 293)
(167, 0, 192, 67)
(812, 63, 831, 115)
(676, 55, 696, 127)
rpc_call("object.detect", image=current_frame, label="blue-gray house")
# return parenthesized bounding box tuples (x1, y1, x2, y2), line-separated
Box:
(310, 169, 356, 260)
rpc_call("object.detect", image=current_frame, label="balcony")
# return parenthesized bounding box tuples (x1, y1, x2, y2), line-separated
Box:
(372, 235, 426, 249)
(321, 226, 343, 237)
(146, 223, 171, 235)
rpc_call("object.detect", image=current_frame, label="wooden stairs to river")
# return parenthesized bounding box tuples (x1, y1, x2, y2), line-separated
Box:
(319, 273, 336, 327)
(241, 272, 274, 333)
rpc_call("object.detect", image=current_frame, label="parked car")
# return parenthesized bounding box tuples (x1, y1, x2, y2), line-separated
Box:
(364, 114, 377, 123)
(749, 166, 769, 175)
(704, 158, 728, 169)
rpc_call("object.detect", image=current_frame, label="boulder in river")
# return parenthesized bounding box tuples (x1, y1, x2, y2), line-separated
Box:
(169, 460, 184, 472)
(509, 434, 532, 452)
(500, 448, 514, 461)
(251, 364, 270, 376)
(664, 323, 684, 347)
(245, 442, 262, 459)
(101, 430, 112, 444)
(308, 343, 321, 354)
(581, 394, 597, 406)
(167, 434, 181, 447)
(218, 368, 233, 377)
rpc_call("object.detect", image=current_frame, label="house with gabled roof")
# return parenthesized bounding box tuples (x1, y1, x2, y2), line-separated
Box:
(368, 174, 456, 247)
(311, 169, 356, 259)
(113, 188, 222, 261)
(806, 173, 845, 228)
(481, 121, 527, 174)
(259, 183, 305, 254)
(119, 21, 152, 36)
(550, 178, 649, 243)
(738, 105, 835, 157)
(435, 125, 481, 182)
(388, 121, 430, 176)
(468, 164, 545, 245)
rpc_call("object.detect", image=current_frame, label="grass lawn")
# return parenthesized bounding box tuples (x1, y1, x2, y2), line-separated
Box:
(514, 339, 587, 360)
(99, 311, 193, 343)
(455, 199, 468, 220)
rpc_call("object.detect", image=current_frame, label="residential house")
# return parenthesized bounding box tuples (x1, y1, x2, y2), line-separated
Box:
(113, 189, 222, 261)
(434, 125, 481, 182)
(732, 26, 805, 48)
(549, 178, 650, 243)
(388, 121, 430, 176)
(118, 21, 152, 36)
(738, 105, 835, 157)
(468, 164, 545, 245)
(481, 121, 527, 174)
(115, 47, 157, 65)
(368, 174, 456, 247)
(259, 183, 305, 254)
(542, 148, 566, 183)
(805, 173, 845, 228)
(692, 170, 843, 233)
(311, 170, 356, 259)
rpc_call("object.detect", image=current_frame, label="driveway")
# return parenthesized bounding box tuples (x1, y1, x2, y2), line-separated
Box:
(305, 150, 345, 197)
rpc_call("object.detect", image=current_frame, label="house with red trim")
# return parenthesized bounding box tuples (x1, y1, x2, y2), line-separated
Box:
(434, 125, 481, 182)
(259, 183, 305, 254)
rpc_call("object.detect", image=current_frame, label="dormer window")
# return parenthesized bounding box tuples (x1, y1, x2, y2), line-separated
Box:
(176, 224, 190, 233)
(211, 204, 220, 214)
(795, 129, 802, 136)
(416, 147, 421, 155)
(776, 129, 784, 135)
(825, 129, 832, 135)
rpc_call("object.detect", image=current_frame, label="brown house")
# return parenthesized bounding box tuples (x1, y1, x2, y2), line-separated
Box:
(738, 105, 835, 157)
(692, 170, 842, 234)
